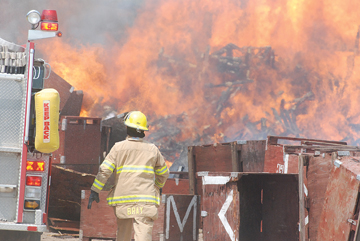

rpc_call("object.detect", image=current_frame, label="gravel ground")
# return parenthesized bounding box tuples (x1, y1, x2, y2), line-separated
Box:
(41, 232, 113, 241)
(41, 232, 80, 241)
(41, 231, 203, 241)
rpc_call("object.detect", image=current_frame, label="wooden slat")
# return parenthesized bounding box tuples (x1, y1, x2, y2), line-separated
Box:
(49, 217, 80, 229)
(231, 141, 240, 172)
(299, 155, 305, 241)
(268, 135, 347, 146)
(188, 146, 196, 195)
(240, 140, 266, 172)
(284, 145, 360, 153)
(49, 226, 79, 232)
(302, 141, 346, 146)
(307, 154, 333, 240)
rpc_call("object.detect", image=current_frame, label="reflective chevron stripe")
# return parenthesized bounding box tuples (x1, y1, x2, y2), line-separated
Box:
(155, 166, 168, 175)
(101, 160, 116, 172)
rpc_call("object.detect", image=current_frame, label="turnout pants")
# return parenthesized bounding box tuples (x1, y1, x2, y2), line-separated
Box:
(114, 204, 158, 241)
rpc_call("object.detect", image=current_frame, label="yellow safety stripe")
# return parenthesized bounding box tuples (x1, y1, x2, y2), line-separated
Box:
(155, 179, 165, 188)
(155, 166, 168, 175)
(101, 160, 116, 172)
(107, 195, 160, 205)
(117, 165, 154, 174)
(93, 179, 105, 190)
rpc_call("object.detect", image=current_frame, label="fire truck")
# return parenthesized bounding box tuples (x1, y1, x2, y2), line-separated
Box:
(0, 10, 62, 241)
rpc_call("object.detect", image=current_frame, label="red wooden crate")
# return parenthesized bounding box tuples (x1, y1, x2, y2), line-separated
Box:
(49, 166, 95, 221)
(263, 135, 360, 240)
(198, 172, 299, 241)
(80, 191, 116, 240)
(52, 116, 101, 174)
(162, 178, 190, 195)
(188, 140, 266, 195)
(263, 135, 347, 174)
(317, 157, 360, 241)
(164, 194, 199, 241)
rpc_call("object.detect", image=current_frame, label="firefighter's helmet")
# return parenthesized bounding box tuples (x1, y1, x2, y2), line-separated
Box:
(124, 111, 149, 131)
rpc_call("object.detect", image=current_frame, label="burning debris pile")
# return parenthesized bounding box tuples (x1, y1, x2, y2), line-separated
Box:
(148, 43, 318, 169)
(147, 23, 360, 169)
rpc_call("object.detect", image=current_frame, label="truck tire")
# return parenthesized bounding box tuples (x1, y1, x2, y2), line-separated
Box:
(0, 230, 41, 241)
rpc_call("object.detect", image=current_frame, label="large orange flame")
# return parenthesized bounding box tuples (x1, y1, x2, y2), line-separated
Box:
(37, 0, 360, 164)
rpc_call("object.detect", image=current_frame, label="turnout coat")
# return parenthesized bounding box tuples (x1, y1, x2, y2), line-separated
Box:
(91, 137, 169, 209)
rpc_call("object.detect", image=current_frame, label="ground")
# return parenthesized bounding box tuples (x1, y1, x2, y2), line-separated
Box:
(41, 232, 79, 241)
(41, 232, 111, 241)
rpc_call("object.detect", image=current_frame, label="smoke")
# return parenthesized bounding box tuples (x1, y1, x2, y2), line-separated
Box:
(0, 0, 143, 46)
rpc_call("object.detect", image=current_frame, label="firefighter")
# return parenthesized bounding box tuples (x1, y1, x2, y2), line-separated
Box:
(88, 111, 169, 241)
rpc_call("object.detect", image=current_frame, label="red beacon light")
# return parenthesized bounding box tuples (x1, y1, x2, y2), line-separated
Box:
(26, 176, 42, 186)
(41, 10, 58, 22)
(40, 10, 58, 31)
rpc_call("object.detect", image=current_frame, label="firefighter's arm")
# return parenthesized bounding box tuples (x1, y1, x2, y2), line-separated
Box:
(91, 147, 117, 193)
(154, 150, 169, 189)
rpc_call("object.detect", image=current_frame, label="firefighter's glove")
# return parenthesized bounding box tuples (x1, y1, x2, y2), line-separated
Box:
(87, 190, 100, 209)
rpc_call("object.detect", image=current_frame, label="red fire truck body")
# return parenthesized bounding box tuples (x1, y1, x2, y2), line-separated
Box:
(0, 10, 61, 241)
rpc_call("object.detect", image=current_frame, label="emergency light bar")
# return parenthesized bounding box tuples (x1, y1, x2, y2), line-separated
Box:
(27, 9, 62, 41)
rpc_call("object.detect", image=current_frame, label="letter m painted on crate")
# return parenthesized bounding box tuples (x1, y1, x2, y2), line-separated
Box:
(165, 195, 197, 240)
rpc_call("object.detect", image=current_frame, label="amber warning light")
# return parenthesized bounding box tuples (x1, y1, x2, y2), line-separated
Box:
(41, 22, 58, 31)
(26, 161, 45, 171)
(24, 200, 40, 210)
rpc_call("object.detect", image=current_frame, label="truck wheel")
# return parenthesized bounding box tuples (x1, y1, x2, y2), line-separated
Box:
(0, 230, 41, 241)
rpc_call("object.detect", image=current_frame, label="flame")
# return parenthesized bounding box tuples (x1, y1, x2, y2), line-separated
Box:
(37, 0, 360, 164)
(165, 161, 173, 169)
